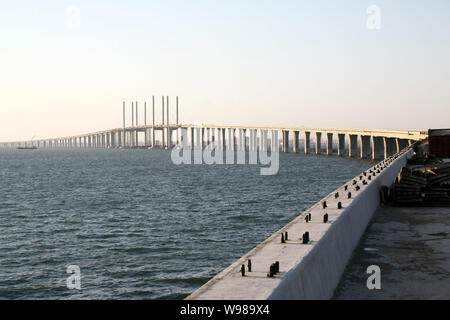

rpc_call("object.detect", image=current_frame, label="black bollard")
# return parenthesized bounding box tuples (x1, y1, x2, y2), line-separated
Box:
(335, 192, 339, 198)
(348, 192, 352, 199)
(337, 202, 342, 209)
(241, 264, 245, 277)
(285, 231, 288, 241)
(344, 185, 348, 191)
(274, 261, 279, 273)
(323, 213, 328, 223)
(356, 185, 361, 191)
(302, 232, 309, 244)
(267, 264, 275, 277)
(247, 259, 252, 272)
(322, 201, 327, 209)
(281, 233, 285, 243)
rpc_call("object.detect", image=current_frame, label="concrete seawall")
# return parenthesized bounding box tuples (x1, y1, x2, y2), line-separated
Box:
(187, 146, 415, 300)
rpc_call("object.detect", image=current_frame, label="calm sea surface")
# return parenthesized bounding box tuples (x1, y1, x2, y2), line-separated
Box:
(0, 149, 372, 299)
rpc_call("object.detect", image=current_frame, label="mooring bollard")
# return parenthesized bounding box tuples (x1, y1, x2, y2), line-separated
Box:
(323, 213, 328, 223)
(241, 264, 245, 277)
(337, 202, 342, 209)
(281, 233, 285, 243)
(308, 213, 311, 220)
(356, 185, 361, 191)
(302, 232, 309, 244)
(274, 261, 279, 273)
(335, 192, 339, 198)
(344, 185, 348, 191)
(322, 201, 327, 209)
(267, 263, 275, 277)
(284, 231, 288, 240)
(348, 192, 352, 199)
(247, 259, 252, 272)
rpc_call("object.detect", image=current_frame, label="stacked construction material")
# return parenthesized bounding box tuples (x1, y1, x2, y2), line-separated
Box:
(390, 163, 450, 205)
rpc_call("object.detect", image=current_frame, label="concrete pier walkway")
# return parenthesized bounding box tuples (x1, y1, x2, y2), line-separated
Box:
(333, 205, 450, 299)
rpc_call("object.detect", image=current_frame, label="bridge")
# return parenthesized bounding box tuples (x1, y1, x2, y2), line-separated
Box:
(0, 97, 428, 160)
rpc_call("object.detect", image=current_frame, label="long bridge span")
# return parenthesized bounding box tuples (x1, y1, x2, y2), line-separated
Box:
(0, 98, 427, 160)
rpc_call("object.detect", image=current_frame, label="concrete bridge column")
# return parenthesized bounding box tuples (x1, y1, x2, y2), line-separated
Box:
(258, 130, 263, 152)
(282, 130, 289, 153)
(195, 127, 202, 150)
(221, 128, 226, 151)
(190, 127, 195, 150)
(144, 129, 148, 148)
(304, 131, 310, 154)
(237, 129, 244, 152)
(201, 128, 205, 150)
(227, 128, 235, 151)
(371, 136, 384, 159)
(348, 134, 358, 157)
(232, 128, 237, 151)
(326, 133, 333, 155)
(271, 130, 279, 153)
(206, 128, 210, 146)
(360, 135, 371, 158)
(384, 137, 397, 158)
(168, 129, 172, 148)
(397, 138, 409, 152)
(315, 132, 322, 154)
(249, 129, 256, 152)
(293, 131, 299, 153)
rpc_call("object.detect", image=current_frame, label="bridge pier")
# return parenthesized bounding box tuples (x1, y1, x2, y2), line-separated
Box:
(397, 138, 409, 152)
(293, 131, 299, 153)
(384, 137, 397, 159)
(304, 131, 310, 154)
(371, 136, 384, 159)
(315, 132, 322, 154)
(337, 133, 345, 156)
(360, 135, 371, 158)
(326, 133, 333, 155)
(348, 134, 358, 157)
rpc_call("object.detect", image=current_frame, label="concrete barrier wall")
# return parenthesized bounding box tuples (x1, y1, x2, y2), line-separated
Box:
(268, 148, 414, 299)
(188, 146, 415, 300)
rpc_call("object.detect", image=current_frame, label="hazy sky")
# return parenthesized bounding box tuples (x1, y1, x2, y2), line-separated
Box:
(1, 1, 449, 141)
